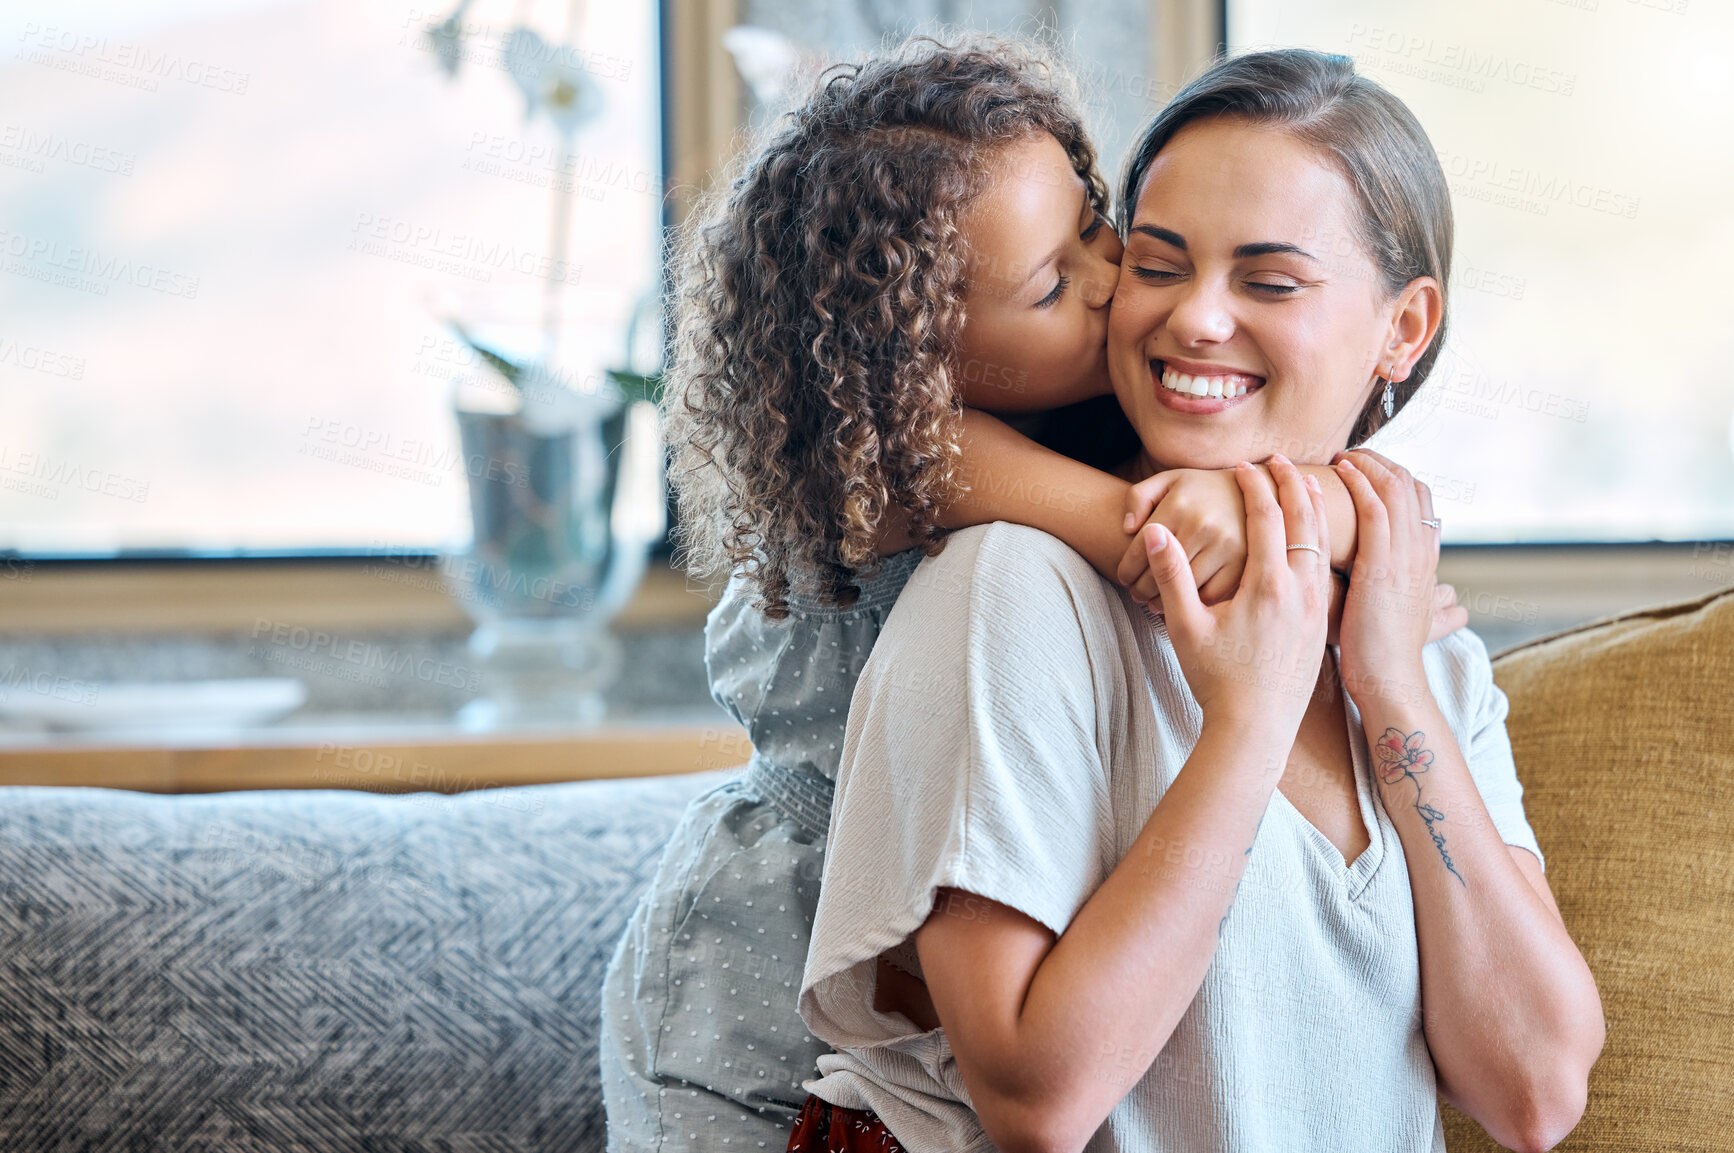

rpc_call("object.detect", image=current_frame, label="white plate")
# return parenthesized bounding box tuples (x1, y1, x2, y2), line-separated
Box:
(0, 678, 308, 732)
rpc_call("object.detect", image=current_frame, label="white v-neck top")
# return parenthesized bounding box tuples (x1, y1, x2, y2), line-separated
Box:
(799, 523, 1544, 1153)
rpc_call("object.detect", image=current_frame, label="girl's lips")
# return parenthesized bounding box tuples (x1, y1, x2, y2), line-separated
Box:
(1149, 359, 1265, 415)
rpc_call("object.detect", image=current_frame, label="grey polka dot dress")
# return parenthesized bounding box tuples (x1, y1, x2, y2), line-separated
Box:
(600, 548, 926, 1151)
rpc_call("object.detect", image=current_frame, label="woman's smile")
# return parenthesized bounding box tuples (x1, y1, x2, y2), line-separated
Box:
(1149, 354, 1267, 414)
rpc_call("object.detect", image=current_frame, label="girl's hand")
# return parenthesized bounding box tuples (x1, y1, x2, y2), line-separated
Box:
(1142, 456, 1332, 744)
(1117, 464, 1366, 609)
(1428, 582, 1469, 644)
(1117, 469, 1248, 606)
(1332, 448, 1442, 709)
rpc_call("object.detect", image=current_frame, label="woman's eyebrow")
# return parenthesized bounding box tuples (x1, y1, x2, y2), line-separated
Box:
(1128, 225, 1318, 263)
(1129, 224, 1186, 248)
(1232, 241, 1318, 260)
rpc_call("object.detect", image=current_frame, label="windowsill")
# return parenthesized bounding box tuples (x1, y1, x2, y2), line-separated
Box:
(0, 556, 746, 791)
(0, 554, 721, 635)
(1433, 541, 1730, 653)
(0, 716, 749, 794)
(0, 543, 1724, 793)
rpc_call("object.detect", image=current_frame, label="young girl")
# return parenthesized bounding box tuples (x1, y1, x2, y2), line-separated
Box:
(795, 48, 1602, 1153)
(598, 38, 1408, 1151)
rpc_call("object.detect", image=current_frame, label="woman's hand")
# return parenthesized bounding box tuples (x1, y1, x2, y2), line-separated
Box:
(1141, 455, 1332, 744)
(1331, 448, 1442, 710)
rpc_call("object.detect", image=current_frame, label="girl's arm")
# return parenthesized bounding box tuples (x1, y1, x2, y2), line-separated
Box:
(939, 409, 1136, 579)
(1331, 449, 1602, 1153)
(879, 411, 1472, 644)
(869, 409, 1130, 564)
(941, 410, 1359, 598)
(940, 412, 1469, 644)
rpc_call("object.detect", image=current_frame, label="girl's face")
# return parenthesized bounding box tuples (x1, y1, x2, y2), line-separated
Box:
(954, 134, 1124, 413)
(1107, 117, 1440, 470)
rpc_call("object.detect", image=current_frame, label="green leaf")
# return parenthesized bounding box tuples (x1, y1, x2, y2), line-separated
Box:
(606, 369, 663, 404)
(447, 321, 524, 390)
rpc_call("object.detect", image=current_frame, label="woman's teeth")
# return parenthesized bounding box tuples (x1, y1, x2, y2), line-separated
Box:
(1160, 367, 1252, 399)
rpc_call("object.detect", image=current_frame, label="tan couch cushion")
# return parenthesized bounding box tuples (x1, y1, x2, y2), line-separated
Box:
(1440, 586, 1734, 1151)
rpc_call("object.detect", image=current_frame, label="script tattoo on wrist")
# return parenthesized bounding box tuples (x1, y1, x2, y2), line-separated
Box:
(1373, 728, 1466, 887)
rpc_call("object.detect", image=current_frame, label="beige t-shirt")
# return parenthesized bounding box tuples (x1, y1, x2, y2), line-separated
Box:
(799, 522, 1543, 1153)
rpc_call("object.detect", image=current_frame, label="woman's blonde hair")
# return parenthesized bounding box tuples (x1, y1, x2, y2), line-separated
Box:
(661, 35, 1106, 618)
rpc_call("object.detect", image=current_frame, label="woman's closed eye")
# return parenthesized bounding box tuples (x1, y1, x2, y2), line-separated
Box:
(1245, 277, 1305, 296)
(1126, 266, 1307, 296)
(1036, 273, 1071, 308)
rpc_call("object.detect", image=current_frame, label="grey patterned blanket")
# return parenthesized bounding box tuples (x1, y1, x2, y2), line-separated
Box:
(0, 767, 734, 1152)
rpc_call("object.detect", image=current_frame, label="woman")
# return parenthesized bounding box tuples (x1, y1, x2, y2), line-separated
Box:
(600, 39, 1395, 1152)
(796, 49, 1604, 1153)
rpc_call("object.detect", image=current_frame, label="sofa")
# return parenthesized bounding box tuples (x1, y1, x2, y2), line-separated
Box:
(1, 585, 1728, 1151)
(1439, 583, 1733, 1151)
(0, 764, 731, 1151)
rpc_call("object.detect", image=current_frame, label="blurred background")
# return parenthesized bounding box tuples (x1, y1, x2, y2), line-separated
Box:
(0, 0, 1728, 787)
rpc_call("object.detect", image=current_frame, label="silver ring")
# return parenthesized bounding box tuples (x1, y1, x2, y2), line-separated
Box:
(1286, 543, 1323, 556)
(1420, 518, 1442, 530)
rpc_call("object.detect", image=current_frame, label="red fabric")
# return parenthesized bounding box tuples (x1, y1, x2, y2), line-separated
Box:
(785, 1094, 907, 1153)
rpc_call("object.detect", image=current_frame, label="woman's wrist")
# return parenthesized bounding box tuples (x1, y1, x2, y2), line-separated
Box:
(1339, 658, 1432, 715)
(1195, 712, 1303, 780)
(1352, 694, 1451, 799)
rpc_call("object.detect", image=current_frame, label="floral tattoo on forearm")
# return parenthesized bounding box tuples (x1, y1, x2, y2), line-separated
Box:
(1374, 728, 1466, 887)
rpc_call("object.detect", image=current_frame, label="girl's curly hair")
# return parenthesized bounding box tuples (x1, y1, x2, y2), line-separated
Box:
(661, 35, 1107, 618)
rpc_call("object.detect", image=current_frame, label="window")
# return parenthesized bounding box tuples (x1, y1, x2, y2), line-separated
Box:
(1232, 0, 1733, 542)
(0, 0, 662, 556)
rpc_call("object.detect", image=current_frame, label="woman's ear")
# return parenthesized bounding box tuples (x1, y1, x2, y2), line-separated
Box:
(1381, 276, 1443, 383)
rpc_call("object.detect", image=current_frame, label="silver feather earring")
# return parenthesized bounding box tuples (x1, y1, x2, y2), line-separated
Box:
(1381, 374, 1395, 420)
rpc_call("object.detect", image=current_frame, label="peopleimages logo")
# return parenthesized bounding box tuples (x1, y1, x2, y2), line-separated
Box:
(1434, 151, 1640, 220)
(0, 445, 149, 502)
(1345, 24, 1577, 95)
(1426, 363, 1592, 424)
(0, 334, 85, 380)
(347, 213, 582, 286)
(396, 11, 635, 83)
(0, 663, 99, 706)
(249, 620, 483, 691)
(0, 124, 135, 175)
(0, 229, 200, 298)
(461, 132, 658, 197)
(15, 23, 251, 94)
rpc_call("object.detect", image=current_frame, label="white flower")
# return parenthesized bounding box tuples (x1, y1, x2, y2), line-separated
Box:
(502, 26, 604, 137)
(423, 0, 472, 79)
